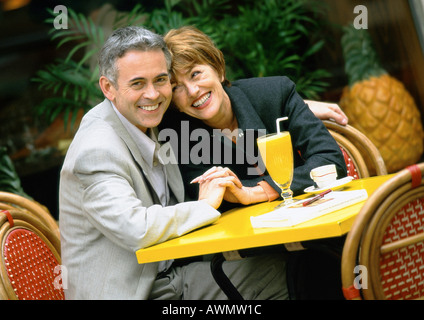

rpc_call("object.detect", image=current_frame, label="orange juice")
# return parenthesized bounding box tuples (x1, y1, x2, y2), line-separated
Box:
(257, 132, 293, 187)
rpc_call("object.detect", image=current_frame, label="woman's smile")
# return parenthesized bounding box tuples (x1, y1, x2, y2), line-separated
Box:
(192, 92, 211, 108)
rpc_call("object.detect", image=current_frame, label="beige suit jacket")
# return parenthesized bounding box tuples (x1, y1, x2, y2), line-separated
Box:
(59, 99, 220, 299)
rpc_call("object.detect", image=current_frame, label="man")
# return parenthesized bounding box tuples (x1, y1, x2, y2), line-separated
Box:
(59, 26, 287, 300)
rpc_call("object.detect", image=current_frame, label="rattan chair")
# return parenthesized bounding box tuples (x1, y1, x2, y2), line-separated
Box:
(0, 208, 64, 300)
(342, 163, 424, 300)
(0, 191, 60, 241)
(323, 120, 387, 179)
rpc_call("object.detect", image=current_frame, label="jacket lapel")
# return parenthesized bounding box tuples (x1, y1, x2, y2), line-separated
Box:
(102, 100, 185, 204)
(225, 85, 267, 132)
(101, 100, 160, 191)
(154, 128, 185, 203)
(223, 86, 268, 167)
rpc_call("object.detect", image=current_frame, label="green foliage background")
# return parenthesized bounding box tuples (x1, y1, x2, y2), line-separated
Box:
(33, 0, 331, 126)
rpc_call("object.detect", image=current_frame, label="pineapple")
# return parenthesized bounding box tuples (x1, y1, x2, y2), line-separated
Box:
(339, 25, 424, 173)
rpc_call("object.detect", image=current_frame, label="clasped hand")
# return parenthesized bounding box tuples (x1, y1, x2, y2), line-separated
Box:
(193, 166, 253, 209)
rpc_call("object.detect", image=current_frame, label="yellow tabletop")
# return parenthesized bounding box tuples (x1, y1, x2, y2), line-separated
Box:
(136, 174, 394, 264)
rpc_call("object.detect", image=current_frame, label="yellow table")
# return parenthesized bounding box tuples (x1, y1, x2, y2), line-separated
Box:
(136, 174, 393, 264)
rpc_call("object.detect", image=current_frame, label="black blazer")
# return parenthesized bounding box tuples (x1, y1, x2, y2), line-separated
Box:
(160, 76, 347, 211)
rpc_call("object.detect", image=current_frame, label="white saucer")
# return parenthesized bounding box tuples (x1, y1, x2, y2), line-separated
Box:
(304, 176, 354, 194)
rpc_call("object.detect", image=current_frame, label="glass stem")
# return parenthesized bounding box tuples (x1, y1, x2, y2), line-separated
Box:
(281, 189, 293, 204)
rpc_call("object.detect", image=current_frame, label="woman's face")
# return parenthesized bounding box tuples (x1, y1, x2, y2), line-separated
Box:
(172, 64, 230, 123)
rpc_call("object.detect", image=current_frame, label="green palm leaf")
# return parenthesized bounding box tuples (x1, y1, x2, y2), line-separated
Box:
(33, 0, 331, 129)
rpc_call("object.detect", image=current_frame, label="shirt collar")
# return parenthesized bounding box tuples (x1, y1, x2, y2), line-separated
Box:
(111, 102, 159, 169)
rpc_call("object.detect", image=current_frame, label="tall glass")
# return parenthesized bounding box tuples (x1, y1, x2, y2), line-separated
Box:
(257, 131, 294, 206)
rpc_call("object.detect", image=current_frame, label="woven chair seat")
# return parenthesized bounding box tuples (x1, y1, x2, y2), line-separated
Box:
(0, 209, 64, 300)
(379, 199, 424, 299)
(339, 145, 360, 180)
(3, 228, 64, 300)
(342, 163, 424, 300)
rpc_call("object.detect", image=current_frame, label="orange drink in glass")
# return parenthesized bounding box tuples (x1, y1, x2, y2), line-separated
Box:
(257, 131, 294, 205)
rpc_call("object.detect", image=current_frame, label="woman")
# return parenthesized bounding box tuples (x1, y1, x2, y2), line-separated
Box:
(161, 27, 348, 299)
(161, 26, 347, 211)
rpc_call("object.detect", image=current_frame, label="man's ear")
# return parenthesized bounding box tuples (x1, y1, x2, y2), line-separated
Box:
(99, 76, 116, 102)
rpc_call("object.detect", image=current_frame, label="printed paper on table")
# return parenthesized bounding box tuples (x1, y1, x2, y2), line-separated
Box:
(250, 189, 368, 228)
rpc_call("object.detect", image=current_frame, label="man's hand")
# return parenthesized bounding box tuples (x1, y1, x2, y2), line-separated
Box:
(305, 100, 348, 125)
(193, 167, 268, 206)
(198, 176, 227, 209)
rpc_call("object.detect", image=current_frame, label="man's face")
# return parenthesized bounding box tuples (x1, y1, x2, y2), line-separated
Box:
(102, 49, 172, 132)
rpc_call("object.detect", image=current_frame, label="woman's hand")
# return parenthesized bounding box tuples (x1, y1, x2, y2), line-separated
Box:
(218, 179, 254, 205)
(305, 100, 348, 125)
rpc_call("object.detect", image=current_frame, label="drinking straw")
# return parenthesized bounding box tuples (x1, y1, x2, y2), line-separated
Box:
(276, 117, 288, 134)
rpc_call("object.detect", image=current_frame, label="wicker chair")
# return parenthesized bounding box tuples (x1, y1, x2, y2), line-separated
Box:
(341, 163, 424, 300)
(0, 191, 60, 242)
(0, 209, 64, 300)
(323, 120, 387, 179)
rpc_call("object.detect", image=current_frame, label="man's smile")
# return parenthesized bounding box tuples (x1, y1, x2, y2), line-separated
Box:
(139, 104, 160, 111)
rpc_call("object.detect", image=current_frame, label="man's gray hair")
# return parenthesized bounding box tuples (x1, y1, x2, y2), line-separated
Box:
(99, 26, 172, 86)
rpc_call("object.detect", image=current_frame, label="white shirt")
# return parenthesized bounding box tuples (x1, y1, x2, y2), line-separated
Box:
(112, 104, 169, 206)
